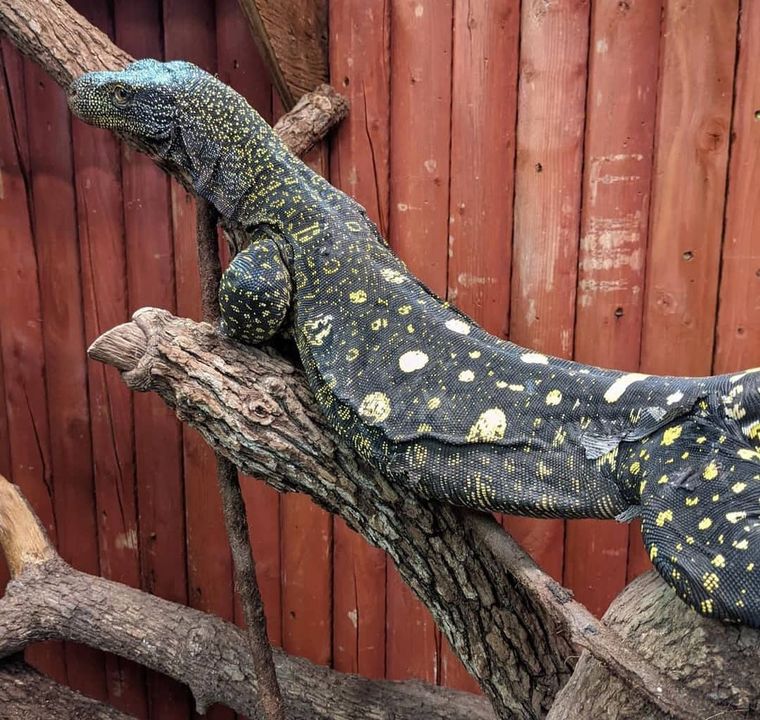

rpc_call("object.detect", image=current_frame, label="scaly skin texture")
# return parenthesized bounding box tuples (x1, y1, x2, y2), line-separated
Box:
(68, 60, 760, 627)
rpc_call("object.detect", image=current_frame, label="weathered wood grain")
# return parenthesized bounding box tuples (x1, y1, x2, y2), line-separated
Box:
(386, 0, 454, 683)
(508, 0, 590, 582)
(0, 36, 66, 685)
(632, 0, 739, 580)
(714, 0, 760, 375)
(566, 0, 661, 617)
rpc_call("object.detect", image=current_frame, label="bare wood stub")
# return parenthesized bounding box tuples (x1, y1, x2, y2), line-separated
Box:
(0, 475, 54, 578)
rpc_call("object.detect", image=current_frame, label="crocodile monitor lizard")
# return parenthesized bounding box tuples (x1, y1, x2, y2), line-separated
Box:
(69, 59, 760, 627)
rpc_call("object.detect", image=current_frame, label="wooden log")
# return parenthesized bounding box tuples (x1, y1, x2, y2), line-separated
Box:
(546, 572, 760, 720)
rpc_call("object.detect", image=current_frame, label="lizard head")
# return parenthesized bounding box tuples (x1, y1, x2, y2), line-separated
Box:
(68, 59, 194, 143)
(68, 59, 276, 220)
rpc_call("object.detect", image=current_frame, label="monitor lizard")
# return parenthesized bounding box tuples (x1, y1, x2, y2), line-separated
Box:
(69, 59, 760, 628)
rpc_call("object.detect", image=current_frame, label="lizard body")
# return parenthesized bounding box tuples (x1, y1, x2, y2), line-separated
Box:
(69, 60, 760, 627)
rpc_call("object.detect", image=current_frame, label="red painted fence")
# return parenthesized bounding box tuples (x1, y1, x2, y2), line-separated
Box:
(1, 0, 759, 714)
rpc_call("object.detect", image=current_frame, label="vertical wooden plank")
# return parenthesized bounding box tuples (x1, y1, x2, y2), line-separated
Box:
(23, 55, 106, 698)
(113, 2, 190, 718)
(443, 0, 519, 691)
(714, 0, 760, 375)
(508, 0, 590, 581)
(216, 0, 283, 649)
(632, 0, 739, 579)
(0, 41, 66, 684)
(280, 132, 333, 666)
(329, 0, 390, 679)
(565, 0, 661, 617)
(386, 0, 453, 683)
(66, 0, 147, 713)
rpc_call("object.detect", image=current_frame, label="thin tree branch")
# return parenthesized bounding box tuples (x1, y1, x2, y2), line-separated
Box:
(196, 199, 285, 720)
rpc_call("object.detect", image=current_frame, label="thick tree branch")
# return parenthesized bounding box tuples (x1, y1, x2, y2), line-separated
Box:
(0, 473, 494, 720)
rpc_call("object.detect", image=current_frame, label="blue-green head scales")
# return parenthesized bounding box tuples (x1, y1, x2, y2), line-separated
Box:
(68, 59, 292, 220)
(69, 60, 760, 630)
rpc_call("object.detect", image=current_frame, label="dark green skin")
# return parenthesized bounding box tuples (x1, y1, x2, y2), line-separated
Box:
(69, 60, 760, 627)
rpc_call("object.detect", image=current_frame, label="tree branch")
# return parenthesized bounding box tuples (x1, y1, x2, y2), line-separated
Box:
(0, 472, 495, 720)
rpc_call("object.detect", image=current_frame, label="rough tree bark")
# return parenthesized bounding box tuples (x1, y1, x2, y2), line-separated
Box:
(0, 472, 495, 720)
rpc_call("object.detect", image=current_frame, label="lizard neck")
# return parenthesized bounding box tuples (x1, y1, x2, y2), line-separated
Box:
(168, 81, 320, 226)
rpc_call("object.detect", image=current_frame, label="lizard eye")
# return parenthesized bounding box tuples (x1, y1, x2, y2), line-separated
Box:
(111, 85, 133, 108)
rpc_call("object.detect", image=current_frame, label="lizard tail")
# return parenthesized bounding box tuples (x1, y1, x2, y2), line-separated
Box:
(633, 387, 760, 627)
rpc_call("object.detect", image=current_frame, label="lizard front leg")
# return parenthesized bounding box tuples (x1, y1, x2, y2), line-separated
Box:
(219, 229, 292, 345)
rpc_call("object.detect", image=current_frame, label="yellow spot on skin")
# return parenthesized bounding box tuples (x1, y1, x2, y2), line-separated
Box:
(358, 392, 391, 424)
(712, 554, 726, 568)
(661, 425, 683, 446)
(427, 397, 441, 410)
(349, 289, 367, 303)
(466, 408, 507, 442)
(658, 474, 669, 484)
(380, 268, 405, 284)
(685, 496, 699, 506)
(469, 350, 481, 359)
(649, 545, 658, 560)
(398, 304, 412, 315)
(698, 518, 713, 530)
(734, 539, 749, 550)
(732, 482, 747, 493)
(603, 373, 649, 403)
(747, 421, 760, 440)
(399, 350, 429, 373)
(630, 462, 641, 475)
(656, 510, 673, 527)
(726, 511, 747, 524)
(458, 370, 475, 382)
(545, 389, 562, 406)
(701, 599, 714, 614)
(738, 448, 760, 462)
(346, 348, 359, 361)
(702, 572, 719, 593)
(747, 562, 755, 571)
(703, 461, 719, 480)
(445, 318, 471, 335)
(520, 352, 549, 365)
